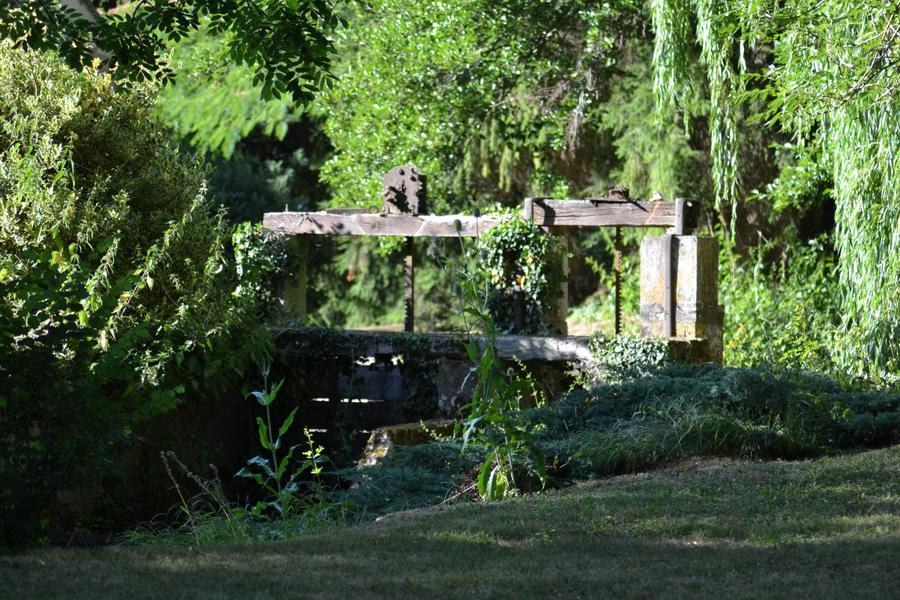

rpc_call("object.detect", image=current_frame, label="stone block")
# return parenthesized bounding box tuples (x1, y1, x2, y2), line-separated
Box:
(640, 235, 724, 363)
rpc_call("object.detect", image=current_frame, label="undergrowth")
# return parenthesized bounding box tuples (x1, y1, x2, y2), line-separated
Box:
(344, 364, 900, 518)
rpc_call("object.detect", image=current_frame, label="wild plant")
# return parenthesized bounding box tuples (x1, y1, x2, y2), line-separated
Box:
(429, 216, 548, 501)
(236, 373, 330, 518)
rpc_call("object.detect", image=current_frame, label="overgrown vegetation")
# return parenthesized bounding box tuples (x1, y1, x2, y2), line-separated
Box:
(0, 44, 281, 548)
(3, 0, 900, 563)
(340, 362, 898, 517)
(651, 0, 900, 380)
(479, 215, 565, 334)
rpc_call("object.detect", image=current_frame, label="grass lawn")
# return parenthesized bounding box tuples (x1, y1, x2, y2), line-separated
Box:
(2, 445, 898, 599)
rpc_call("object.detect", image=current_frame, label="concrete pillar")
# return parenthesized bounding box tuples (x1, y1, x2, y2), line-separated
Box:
(640, 235, 724, 363)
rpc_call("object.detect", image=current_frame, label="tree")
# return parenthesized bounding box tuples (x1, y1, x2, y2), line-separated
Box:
(0, 0, 343, 102)
(0, 42, 278, 546)
(650, 0, 900, 380)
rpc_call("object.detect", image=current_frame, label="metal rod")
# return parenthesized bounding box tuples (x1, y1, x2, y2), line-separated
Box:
(513, 289, 524, 333)
(663, 234, 676, 337)
(614, 226, 622, 336)
(404, 236, 414, 332)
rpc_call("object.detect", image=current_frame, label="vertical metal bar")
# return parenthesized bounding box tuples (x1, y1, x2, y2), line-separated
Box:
(545, 227, 569, 336)
(614, 226, 622, 336)
(513, 290, 524, 333)
(663, 234, 676, 337)
(404, 236, 414, 332)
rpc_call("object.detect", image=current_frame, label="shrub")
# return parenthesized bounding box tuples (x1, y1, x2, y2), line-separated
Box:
(721, 237, 846, 379)
(0, 44, 275, 548)
(530, 365, 900, 479)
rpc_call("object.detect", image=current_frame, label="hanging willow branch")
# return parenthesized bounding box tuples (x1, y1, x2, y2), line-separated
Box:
(650, 0, 900, 378)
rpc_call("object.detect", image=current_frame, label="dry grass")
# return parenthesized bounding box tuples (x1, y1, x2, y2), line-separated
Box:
(2, 445, 899, 599)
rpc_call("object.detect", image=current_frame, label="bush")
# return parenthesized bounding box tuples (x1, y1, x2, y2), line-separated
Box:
(721, 237, 846, 378)
(0, 44, 276, 548)
(479, 216, 565, 334)
(529, 365, 900, 479)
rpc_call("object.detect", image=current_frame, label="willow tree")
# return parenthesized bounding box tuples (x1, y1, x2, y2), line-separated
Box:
(651, 0, 900, 379)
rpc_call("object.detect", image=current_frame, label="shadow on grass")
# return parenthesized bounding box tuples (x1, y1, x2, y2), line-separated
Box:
(1, 532, 898, 599)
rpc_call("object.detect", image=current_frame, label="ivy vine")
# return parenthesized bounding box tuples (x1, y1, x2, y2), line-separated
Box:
(478, 216, 565, 335)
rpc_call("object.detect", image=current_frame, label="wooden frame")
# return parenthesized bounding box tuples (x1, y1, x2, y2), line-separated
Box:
(263, 197, 697, 238)
(264, 197, 698, 335)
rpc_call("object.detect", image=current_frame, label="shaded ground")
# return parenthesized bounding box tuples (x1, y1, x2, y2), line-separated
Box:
(2, 446, 898, 599)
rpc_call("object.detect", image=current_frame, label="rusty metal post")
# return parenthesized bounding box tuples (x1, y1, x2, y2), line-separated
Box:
(513, 289, 525, 333)
(546, 228, 569, 336)
(614, 226, 622, 335)
(404, 237, 414, 332)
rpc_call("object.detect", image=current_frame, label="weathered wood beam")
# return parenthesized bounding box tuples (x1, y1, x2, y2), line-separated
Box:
(263, 212, 503, 237)
(527, 198, 680, 228)
(264, 198, 693, 237)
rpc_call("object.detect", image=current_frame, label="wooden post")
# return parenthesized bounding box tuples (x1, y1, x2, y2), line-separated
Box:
(404, 237, 414, 332)
(280, 235, 309, 324)
(546, 228, 568, 336)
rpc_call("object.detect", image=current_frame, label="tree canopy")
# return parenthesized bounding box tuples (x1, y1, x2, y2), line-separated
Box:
(651, 0, 900, 377)
(0, 0, 342, 102)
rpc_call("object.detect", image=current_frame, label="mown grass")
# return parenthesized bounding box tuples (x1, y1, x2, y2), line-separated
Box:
(2, 445, 898, 599)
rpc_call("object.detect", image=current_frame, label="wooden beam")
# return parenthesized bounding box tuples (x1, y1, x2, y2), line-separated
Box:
(264, 199, 691, 237)
(527, 198, 679, 228)
(263, 212, 503, 237)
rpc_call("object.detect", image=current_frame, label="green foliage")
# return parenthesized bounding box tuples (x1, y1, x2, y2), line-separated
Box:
(317, 0, 645, 211)
(0, 44, 272, 547)
(232, 222, 288, 310)
(343, 364, 900, 519)
(156, 25, 301, 158)
(129, 375, 343, 546)
(437, 231, 548, 501)
(236, 376, 329, 518)
(459, 317, 547, 501)
(722, 237, 844, 377)
(650, 0, 900, 379)
(479, 215, 564, 334)
(545, 365, 899, 478)
(587, 334, 671, 383)
(140, 447, 341, 546)
(340, 441, 484, 516)
(0, 0, 342, 103)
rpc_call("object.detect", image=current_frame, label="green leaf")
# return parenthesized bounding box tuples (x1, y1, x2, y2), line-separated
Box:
(256, 416, 273, 451)
(476, 458, 492, 499)
(278, 407, 298, 439)
(486, 463, 509, 501)
(249, 390, 270, 406)
(248, 455, 275, 477)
